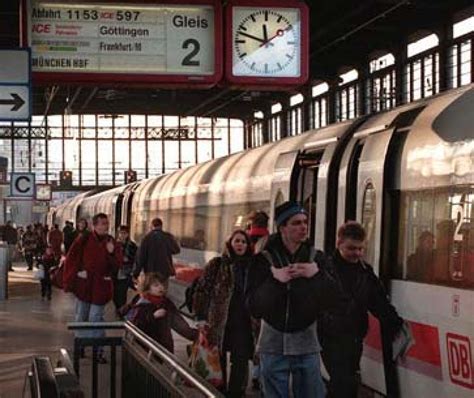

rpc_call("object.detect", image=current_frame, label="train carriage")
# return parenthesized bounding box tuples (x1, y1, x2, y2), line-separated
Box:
(46, 84, 474, 397)
(78, 182, 142, 235)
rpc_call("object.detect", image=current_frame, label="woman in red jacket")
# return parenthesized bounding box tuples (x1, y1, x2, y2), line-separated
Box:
(64, 213, 122, 363)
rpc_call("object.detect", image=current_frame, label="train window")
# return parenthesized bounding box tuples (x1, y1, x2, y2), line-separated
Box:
(161, 201, 270, 255)
(396, 186, 474, 289)
(361, 183, 376, 265)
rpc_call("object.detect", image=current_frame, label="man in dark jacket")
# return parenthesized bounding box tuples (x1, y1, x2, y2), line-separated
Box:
(318, 221, 403, 398)
(63, 221, 77, 254)
(133, 217, 180, 280)
(246, 201, 338, 398)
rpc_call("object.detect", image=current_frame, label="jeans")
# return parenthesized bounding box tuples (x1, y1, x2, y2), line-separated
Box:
(252, 361, 260, 380)
(260, 353, 326, 398)
(74, 299, 106, 339)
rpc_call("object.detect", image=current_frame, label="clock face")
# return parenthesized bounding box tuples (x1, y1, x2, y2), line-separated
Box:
(36, 185, 51, 200)
(232, 7, 301, 77)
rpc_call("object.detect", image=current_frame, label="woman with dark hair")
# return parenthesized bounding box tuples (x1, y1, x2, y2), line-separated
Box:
(194, 229, 254, 397)
(77, 218, 89, 235)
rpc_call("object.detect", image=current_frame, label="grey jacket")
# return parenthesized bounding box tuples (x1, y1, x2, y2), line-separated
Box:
(257, 319, 321, 356)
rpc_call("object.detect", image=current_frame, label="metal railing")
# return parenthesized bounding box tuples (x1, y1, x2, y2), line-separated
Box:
(67, 321, 223, 398)
(68, 321, 123, 398)
(23, 351, 83, 398)
(123, 321, 223, 398)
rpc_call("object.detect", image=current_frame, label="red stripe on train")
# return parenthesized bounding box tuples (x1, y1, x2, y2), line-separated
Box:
(174, 263, 203, 284)
(364, 315, 443, 380)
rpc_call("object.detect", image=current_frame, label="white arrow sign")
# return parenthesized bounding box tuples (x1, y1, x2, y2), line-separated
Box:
(0, 86, 29, 120)
(0, 49, 31, 121)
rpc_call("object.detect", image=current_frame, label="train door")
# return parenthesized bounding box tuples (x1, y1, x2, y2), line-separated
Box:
(269, 151, 300, 231)
(269, 150, 323, 243)
(295, 152, 323, 243)
(121, 184, 138, 227)
(113, 193, 124, 232)
(356, 128, 395, 271)
(337, 140, 360, 235)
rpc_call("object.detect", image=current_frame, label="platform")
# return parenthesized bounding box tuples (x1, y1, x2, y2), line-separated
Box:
(0, 263, 262, 398)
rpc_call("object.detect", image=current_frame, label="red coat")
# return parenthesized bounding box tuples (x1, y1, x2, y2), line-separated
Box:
(63, 231, 122, 305)
(48, 229, 63, 256)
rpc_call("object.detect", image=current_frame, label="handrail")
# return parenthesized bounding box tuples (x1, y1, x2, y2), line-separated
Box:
(57, 348, 77, 377)
(31, 357, 60, 398)
(67, 321, 125, 330)
(124, 321, 223, 398)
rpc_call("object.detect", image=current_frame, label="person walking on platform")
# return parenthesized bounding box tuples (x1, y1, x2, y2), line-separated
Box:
(132, 217, 180, 280)
(22, 225, 38, 271)
(4, 221, 18, 271)
(247, 210, 270, 253)
(37, 245, 57, 301)
(194, 229, 255, 397)
(34, 223, 47, 260)
(246, 201, 339, 398)
(317, 221, 403, 398)
(77, 218, 89, 235)
(124, 272, 197, 353)
(62, 221, 77, 254)
(63, 213, 122, 363)
(113, 225, 137, 317)
(246, 210, 269, 391)
(47, 224, 63, 260)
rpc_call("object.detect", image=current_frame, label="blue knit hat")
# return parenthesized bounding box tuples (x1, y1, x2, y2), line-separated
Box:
(274, 201, 307, 226)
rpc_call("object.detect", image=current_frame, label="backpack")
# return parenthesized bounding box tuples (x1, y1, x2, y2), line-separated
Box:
(180, 276, 200, 313)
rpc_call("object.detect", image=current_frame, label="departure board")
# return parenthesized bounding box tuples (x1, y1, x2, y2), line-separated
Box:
(26, 0, 222, 85)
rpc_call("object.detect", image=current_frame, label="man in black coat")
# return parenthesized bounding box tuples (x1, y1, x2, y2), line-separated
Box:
(318, 221, 403, 398)
(133, 217, 180, 280)
(246, 201, 338, 398)
(63, 221, 78, 254)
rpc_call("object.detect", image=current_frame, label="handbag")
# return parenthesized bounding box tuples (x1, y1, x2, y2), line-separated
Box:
(188, 330, 223, 388)
(33, 268, 45, 280)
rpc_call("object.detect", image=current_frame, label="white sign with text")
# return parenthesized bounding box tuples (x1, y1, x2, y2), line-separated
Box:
(28, 1, 216, 76)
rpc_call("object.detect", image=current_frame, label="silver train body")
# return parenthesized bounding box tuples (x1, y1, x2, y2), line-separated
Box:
(49, 85, 474, 397)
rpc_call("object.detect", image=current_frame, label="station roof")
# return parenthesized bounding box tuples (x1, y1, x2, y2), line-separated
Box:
(1, 0, 472, 120)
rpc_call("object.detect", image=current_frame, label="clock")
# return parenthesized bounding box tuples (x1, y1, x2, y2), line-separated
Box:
(36, 184, 52, 201)
(225, 1, 309, 87)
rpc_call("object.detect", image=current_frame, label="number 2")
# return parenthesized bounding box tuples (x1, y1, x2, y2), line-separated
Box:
(182, 39, 200, 66)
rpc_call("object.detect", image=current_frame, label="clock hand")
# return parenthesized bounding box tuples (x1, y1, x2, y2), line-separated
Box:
(261, 24, 274, 47)
(237, 31, 267, 44)
(260, 27, 290, 47)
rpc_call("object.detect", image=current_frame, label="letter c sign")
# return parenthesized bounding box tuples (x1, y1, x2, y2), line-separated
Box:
(11, 173, 35, 197)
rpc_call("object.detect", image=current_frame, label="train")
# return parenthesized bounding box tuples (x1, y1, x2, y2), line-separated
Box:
(49, 84, 474, 397)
